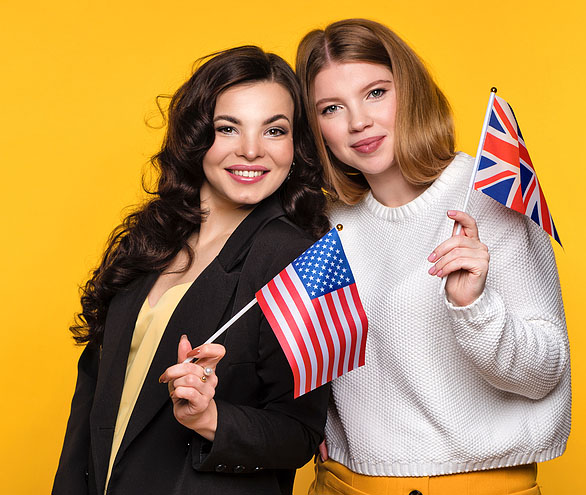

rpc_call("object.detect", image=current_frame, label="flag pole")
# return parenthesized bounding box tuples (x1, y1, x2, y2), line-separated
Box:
(439, 87, 498, 293)
(182, 297, 258, 363)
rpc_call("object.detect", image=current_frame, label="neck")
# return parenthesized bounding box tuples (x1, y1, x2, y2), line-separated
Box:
(364, 165, 428, 207)
(193, 183, 255, 249)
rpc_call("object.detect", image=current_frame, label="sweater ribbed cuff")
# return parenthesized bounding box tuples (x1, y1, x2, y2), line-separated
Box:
(444, 287, 502, 320)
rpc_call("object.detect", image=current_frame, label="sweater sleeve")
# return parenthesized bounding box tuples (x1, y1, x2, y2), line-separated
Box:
(445, 196, 569, 400)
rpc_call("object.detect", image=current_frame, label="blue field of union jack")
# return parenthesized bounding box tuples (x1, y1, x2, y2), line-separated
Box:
(475, 94, 561, 245)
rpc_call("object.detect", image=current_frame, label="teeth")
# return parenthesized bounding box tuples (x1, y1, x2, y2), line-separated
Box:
(231, 170, 264, 177)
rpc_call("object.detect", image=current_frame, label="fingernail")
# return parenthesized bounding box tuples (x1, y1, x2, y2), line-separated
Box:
(158, 374, 166, 384)
(180, 334, 188, 341)
(436, 269, 443, 277)
(428, 252, 437, 262)
(447, 210, 456, 217)
(428, 265, 437, 275)
(186, 347, 201, 358)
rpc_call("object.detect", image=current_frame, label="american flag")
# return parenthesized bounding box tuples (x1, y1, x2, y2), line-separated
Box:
(256, 227, 368, 398)
(475, 94, 561, 245)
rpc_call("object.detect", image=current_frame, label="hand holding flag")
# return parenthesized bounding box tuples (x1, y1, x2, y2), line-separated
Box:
(440, 88, 561, 294)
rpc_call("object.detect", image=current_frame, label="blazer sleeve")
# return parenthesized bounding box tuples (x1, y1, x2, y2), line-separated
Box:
(53, 344, 100, 494)
(190, 224, 330, 474)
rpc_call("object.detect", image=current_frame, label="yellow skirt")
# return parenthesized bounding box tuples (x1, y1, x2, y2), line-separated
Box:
(309, 458, 540, 495)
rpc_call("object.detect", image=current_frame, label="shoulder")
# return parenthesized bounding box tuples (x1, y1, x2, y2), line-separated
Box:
(252, 217, 314, 257)
(246, 217, 316, 281)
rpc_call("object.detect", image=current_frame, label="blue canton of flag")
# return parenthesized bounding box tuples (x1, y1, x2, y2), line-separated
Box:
(292, 229, 355, 298)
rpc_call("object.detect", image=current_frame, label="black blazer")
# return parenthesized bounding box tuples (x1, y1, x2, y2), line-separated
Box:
(53, 196, 329, 495)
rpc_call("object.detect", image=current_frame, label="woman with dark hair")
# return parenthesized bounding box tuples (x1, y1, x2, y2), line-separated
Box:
(296, 19, 569, 494)
(53, 45, 330, 495)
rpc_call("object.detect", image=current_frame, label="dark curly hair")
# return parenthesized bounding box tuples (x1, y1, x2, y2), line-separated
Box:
(71, 46, 329, 347)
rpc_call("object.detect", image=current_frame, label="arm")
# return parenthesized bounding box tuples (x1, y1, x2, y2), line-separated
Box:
(53, 344, 99, 494)
(430, 203, 568, 400)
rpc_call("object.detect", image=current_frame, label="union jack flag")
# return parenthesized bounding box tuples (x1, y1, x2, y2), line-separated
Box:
(475, 94, 561, 245)
(256, 227, 368, 398)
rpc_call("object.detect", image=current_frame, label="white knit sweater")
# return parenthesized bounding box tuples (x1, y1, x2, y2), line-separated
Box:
(327, 152, 570, 477)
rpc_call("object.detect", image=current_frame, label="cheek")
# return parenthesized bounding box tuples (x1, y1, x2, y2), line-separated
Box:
(268, 138, 294, 168)
(319, 121, 344, 150)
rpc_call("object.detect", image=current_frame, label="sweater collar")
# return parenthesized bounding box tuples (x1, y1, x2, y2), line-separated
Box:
(361, 152, 469, 222)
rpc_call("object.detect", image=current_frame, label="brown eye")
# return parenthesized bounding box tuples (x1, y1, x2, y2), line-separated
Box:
(266, 127, 287, 137)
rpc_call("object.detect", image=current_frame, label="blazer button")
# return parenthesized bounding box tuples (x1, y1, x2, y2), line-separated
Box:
(409, 491, 423, 495)
(215, 464, 227, 472)
(254, 466, 263, 471)
(233, 465, 246, 473)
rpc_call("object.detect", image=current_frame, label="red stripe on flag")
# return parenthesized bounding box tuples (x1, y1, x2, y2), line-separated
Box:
(337, 288, 358, 373)
(256, 286, 301, 397)
(522, 178, 536, 212)
(349, 284, 368, 367)
(475, 169, 517, 189)
(538, 182, 552, 236)
(280, 269, 324, 390)
(510, 180, 525, 212)
(266, 279, 313, 396)
(312, 298, 336, 383)
(519, 143, 534, 170)
(483, 133, 520, 168)
(324, 292, 348, 379)
(494, 99, 518, 140)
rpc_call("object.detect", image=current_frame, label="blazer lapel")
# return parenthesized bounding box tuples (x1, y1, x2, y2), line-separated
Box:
(103, 194, 286, 481)
(115, 258, 240, 462)
(89, 272, 158, 494)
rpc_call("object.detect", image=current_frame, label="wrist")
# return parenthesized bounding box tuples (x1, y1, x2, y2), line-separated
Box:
(186, 400, 218, 441)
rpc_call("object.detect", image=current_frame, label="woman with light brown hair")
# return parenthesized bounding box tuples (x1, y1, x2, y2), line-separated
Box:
(296, 19, 569, 495)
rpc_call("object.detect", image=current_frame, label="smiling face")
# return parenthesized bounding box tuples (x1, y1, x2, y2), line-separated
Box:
(201, 81, 294, 210)
(313, 62, 399, 184)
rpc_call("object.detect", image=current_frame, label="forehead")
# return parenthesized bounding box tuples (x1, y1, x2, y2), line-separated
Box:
(313, 62, 393, 98)
(214, 81, 294, 117)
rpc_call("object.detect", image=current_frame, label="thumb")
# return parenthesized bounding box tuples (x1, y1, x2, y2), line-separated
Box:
(177, 334, 193, 363)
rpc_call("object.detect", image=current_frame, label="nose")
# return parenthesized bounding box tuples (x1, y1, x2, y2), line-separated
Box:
(238, 133, 265, 161)
(348, 107, 373, 133)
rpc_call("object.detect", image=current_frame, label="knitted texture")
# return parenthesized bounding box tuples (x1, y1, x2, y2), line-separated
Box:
(327, 152, 570, 476)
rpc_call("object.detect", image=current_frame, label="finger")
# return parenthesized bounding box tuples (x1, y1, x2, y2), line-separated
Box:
(188, 344, 226, 370)
(432, 253, 489, 278)
(177, 334, 193, 363)
(159, 362, 199, 384)
(319, 440, 329, 462)
(429, 246, 489, 276)
(428, 236, 482, 263)
(172, 384, 216, 407)
(172, 372, 219, 391)
(447, 210, 480, 239)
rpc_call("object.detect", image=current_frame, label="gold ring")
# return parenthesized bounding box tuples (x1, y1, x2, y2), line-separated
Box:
(200, 375, 207, 383)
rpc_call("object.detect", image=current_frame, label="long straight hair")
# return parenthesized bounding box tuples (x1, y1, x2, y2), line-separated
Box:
(72, 46, 329, 347)
(296, 19, 456, 204)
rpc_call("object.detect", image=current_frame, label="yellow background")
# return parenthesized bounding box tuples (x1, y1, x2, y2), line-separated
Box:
(1, 1, 583, 493)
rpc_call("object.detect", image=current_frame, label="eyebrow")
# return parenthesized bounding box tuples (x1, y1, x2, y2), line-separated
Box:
(213, 114, 291, 125)
(315, 79, 393, 107)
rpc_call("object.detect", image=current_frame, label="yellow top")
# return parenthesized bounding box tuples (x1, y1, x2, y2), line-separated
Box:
(105, 281, 193, 491)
